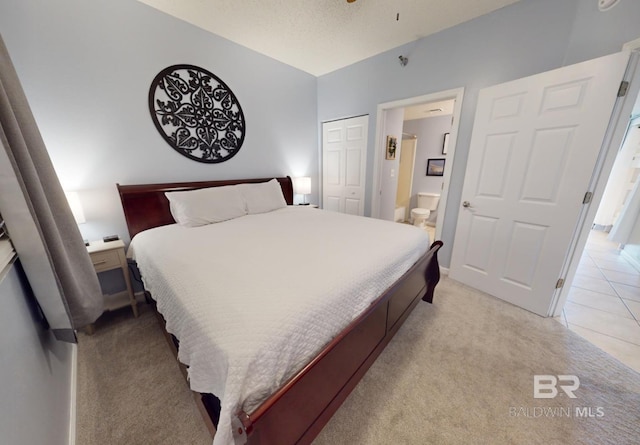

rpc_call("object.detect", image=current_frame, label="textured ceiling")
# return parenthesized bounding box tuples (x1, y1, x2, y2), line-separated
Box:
(137, 0, 521, 76)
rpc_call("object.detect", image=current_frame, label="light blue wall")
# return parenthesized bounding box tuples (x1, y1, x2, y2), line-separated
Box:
(0, 262, 74, 445)
(563, 0, 640, 65)
(0, 0, 318, 244)
(318, 0, 640, 266)
(3, 0, 638, 267)
(0, 3, 320, 428)
(0, 1, 638, 441)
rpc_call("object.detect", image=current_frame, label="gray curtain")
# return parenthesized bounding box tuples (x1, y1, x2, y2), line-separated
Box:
(0, 34, 103, 341)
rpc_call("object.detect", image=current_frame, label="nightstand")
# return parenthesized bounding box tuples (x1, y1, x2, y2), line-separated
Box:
(87, 239, 138, 319)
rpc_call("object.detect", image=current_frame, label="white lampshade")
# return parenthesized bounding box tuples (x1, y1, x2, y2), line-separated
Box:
(65, 191, 86, 224)
(293, 177, 311, 195)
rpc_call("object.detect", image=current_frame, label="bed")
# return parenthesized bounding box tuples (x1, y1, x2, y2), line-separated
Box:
(117, 176, 442, 445)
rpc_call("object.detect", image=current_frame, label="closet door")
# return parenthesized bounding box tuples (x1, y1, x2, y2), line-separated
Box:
(322, 115, 368, 215)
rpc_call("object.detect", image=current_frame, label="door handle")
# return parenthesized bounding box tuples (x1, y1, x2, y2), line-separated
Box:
(462, 201, 472, 208)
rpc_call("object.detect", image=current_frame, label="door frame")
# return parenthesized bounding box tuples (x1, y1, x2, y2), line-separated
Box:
(397, 136, 418, 221)
(551, 50, 640, 316)
(372, 87, 464, 241)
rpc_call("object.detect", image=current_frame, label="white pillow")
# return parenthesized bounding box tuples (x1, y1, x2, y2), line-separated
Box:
(165, 185, 247, 227)
(239, 179, 287, 214)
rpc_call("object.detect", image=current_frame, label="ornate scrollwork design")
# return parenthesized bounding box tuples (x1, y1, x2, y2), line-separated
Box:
(148, 65, 245, 163)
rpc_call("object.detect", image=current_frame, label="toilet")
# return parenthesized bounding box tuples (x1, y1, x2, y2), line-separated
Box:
(411, 193, 440, 227)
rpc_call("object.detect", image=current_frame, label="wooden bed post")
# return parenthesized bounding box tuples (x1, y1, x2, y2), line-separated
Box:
(422, 240, 443, 303)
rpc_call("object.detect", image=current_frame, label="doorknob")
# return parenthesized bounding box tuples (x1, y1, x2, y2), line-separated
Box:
(462, 201, 471, 208)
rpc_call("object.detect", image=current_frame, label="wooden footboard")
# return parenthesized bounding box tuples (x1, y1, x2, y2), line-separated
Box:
(235, 240, 443, 445)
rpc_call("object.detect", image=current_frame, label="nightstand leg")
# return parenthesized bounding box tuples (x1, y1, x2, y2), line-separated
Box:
(131, 301, 139, 318)
(122, 261, 139, 318)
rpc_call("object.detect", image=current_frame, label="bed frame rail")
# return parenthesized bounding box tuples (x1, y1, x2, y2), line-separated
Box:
(235, 240, 443, 445)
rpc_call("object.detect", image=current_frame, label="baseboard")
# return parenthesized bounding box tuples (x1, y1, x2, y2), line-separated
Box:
(439, 266, 450, 276)
(69, 342, 77, 445)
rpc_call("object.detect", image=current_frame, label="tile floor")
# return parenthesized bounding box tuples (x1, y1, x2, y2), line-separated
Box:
(556, 230, 640, 373)
(424, 224, 436, 244)
(400, 219, 436, 243)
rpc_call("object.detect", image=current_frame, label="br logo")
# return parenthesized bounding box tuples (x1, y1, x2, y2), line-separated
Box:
(533, 375, 580, 399)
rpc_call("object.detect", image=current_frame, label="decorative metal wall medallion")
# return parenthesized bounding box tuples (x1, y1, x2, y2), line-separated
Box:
(148, 64, 245, 163)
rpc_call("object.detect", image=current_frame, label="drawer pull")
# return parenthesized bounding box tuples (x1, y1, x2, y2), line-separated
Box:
(93, 260, 108, 266)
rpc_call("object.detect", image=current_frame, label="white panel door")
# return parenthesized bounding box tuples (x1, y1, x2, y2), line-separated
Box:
(322, 116, 368, 215)
(449, 51, 630, 316)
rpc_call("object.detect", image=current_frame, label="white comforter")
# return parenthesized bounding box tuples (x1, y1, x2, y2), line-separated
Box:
(128, 206, 430, 445)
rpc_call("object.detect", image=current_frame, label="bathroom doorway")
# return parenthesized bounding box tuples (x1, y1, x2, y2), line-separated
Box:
(401, 101, 453, 241)
(372, 88, 464, 243)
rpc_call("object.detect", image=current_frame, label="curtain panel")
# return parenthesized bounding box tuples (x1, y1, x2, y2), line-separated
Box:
(0, 34, 102, 341)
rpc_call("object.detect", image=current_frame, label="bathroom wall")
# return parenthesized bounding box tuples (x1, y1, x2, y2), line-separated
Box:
(380, 108, 406, 221)
(403, 115, 452, 210)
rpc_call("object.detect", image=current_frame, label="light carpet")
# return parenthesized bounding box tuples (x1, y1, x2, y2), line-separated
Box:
(77, 277, 640, 445)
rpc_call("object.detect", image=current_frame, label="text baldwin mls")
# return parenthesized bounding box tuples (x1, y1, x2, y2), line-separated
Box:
(509, 406, 605, 418)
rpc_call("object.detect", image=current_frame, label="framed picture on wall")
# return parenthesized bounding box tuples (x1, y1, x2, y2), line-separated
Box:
(386, 135, 397, 160)
(442, 132, 450, 155)
(426, 158, 445, 176)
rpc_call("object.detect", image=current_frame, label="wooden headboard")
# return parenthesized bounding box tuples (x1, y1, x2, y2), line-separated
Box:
(117, 176, 294, 239)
